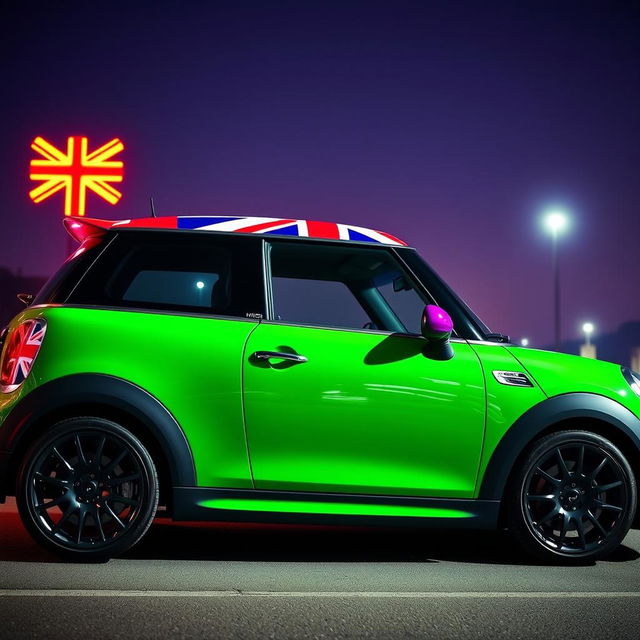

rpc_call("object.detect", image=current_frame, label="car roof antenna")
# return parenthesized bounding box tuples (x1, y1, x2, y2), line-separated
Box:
(149, 196, 157, 218)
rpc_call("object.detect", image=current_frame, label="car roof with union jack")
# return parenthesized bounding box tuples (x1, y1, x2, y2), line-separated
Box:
(64, 215, 408, 247)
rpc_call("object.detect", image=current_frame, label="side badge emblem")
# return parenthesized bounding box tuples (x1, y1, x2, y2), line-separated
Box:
(492, 371, 534, 387)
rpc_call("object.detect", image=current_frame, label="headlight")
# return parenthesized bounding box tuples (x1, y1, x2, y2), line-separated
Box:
(622, 367, 640, 397)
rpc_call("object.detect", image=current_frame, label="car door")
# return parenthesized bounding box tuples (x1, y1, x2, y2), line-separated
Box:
(242, 239, 486, 498)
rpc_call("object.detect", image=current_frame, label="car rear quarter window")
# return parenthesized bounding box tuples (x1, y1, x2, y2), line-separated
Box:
(32, 239, 109, 305)
(68, 231, 265, 319)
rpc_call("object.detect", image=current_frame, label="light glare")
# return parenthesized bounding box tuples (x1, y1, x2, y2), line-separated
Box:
(582, 322, 594, 335)
(543, 210, 569, 235)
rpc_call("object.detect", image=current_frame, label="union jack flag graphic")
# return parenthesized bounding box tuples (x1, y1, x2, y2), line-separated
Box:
(0, 319, 47, 389)
(69, 215, 408, 246)
(29, 136, 124, 216)
(162, 216, 406, 245)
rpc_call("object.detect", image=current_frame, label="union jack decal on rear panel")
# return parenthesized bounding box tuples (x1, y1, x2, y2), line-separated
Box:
(108, 216, 407, 246)
(0, 319, 47, 390)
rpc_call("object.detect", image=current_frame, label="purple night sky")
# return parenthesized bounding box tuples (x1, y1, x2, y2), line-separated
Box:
(1, 1, 639, 347)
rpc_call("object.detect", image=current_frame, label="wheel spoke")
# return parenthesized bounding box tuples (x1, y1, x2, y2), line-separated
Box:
(537, 506, 559, 525)
(104, 449, 128, 475)
(595, 480, 623, 492)
(109, 473, 141, 486)
(35, 472, 68, 489)
(94, 436, 106, 466)
(76, 508, 87, 544)
(556, 448, 571, 480)
(53, 447, 74, 472)
(586, 510, 608, 538)
(35, 494, 68, 510)
(535, 467, 561, 486)
(52, 505, 77, 533)
(577, 446, 585, 475)
(75, 435, 87, 466)
(593, 500, 623, 512)
(104, 502, 126, 529)
(590, 457, 608, 480)
(94, 507, 106, 542)
(527, 494, 556, 502)
(557, 513, 569, 547)
(575, 517, 587, 549)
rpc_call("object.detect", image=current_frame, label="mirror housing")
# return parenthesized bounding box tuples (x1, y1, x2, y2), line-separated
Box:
(420, 305, 454, 360)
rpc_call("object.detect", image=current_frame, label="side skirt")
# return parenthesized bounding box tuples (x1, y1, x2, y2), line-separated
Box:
(172, 487, 500, 529)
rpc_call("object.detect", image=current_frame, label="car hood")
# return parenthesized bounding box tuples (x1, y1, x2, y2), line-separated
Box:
(505, 346, 640, 417)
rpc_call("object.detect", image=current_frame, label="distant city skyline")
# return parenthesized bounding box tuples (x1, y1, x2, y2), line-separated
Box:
(1, 1, 639, 346)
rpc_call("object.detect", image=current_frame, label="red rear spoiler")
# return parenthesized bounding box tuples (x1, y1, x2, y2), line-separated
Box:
(63, 217, 114, 243)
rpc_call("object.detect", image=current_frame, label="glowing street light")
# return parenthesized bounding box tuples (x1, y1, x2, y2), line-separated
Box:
(520, 338, 529, 347)
(542, 208, 570, 351)
(543, 210, 569, 236)
(582, 322, 595, 346)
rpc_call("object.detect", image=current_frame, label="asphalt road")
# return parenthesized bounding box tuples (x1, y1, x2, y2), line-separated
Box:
(1, 498, 640, 639)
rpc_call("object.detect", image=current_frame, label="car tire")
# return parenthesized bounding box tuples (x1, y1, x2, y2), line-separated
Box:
(506, 430, 637, 563)
(16, 417, 159, 562)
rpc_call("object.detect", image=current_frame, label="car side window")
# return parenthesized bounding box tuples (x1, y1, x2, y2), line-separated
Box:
(272, 277, 372, 330)
(68, 232, 265, 319)
(268, 241, 432, 333)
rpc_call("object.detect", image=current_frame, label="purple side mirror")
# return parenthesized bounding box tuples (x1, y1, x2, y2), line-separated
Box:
(421, 305, 453, 341)
(420, 305, 454, 360)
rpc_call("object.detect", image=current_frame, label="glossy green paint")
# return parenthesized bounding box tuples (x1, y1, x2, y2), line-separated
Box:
(243, 323, 485, 498)
(508, 346, 640, 415)
(198, 497, 474, 518)
(0, 306, 258, 489)
(468, 343, 548, 494)
(4, 305, 640, 520)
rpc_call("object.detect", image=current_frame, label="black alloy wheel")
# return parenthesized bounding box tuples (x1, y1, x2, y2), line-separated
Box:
(507, 430, 636, 563)
(17, 417, 158, 561)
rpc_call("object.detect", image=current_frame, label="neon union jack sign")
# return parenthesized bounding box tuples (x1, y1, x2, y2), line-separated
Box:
(29, 136, 124, 216)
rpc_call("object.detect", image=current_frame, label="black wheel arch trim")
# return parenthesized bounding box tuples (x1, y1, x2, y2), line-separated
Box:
(0, 373, 196, 495)
(479, 392, 640, 500)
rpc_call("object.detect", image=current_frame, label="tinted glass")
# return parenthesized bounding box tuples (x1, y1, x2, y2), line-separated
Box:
(69, 231, 265, 319)
(122, 270, 220, 308)
(272, 277, 371, 329)
(33, 238, 109, 305)
(268, 241, 432, 332)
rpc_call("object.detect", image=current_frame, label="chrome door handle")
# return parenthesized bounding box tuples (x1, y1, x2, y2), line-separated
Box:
(251, 351, 308, 364)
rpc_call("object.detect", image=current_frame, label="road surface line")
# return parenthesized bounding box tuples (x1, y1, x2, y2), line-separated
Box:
(1, 590, 639, 598)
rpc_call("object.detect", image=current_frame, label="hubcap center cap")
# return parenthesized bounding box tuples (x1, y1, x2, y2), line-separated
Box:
(560, 487, 583, 509)
(78, 479, 98, 500)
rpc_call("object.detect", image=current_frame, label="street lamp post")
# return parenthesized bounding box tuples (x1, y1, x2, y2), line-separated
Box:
(543, 210, 569, 351)
(581, 322, 596, 359)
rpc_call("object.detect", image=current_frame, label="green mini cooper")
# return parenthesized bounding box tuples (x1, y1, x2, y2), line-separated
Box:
(1, 214, 639, 562)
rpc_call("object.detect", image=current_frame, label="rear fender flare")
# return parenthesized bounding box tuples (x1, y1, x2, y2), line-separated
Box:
(1, 374, 196, 488)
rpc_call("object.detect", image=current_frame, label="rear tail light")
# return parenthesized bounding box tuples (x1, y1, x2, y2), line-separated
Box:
(0, 318, 47, 393)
